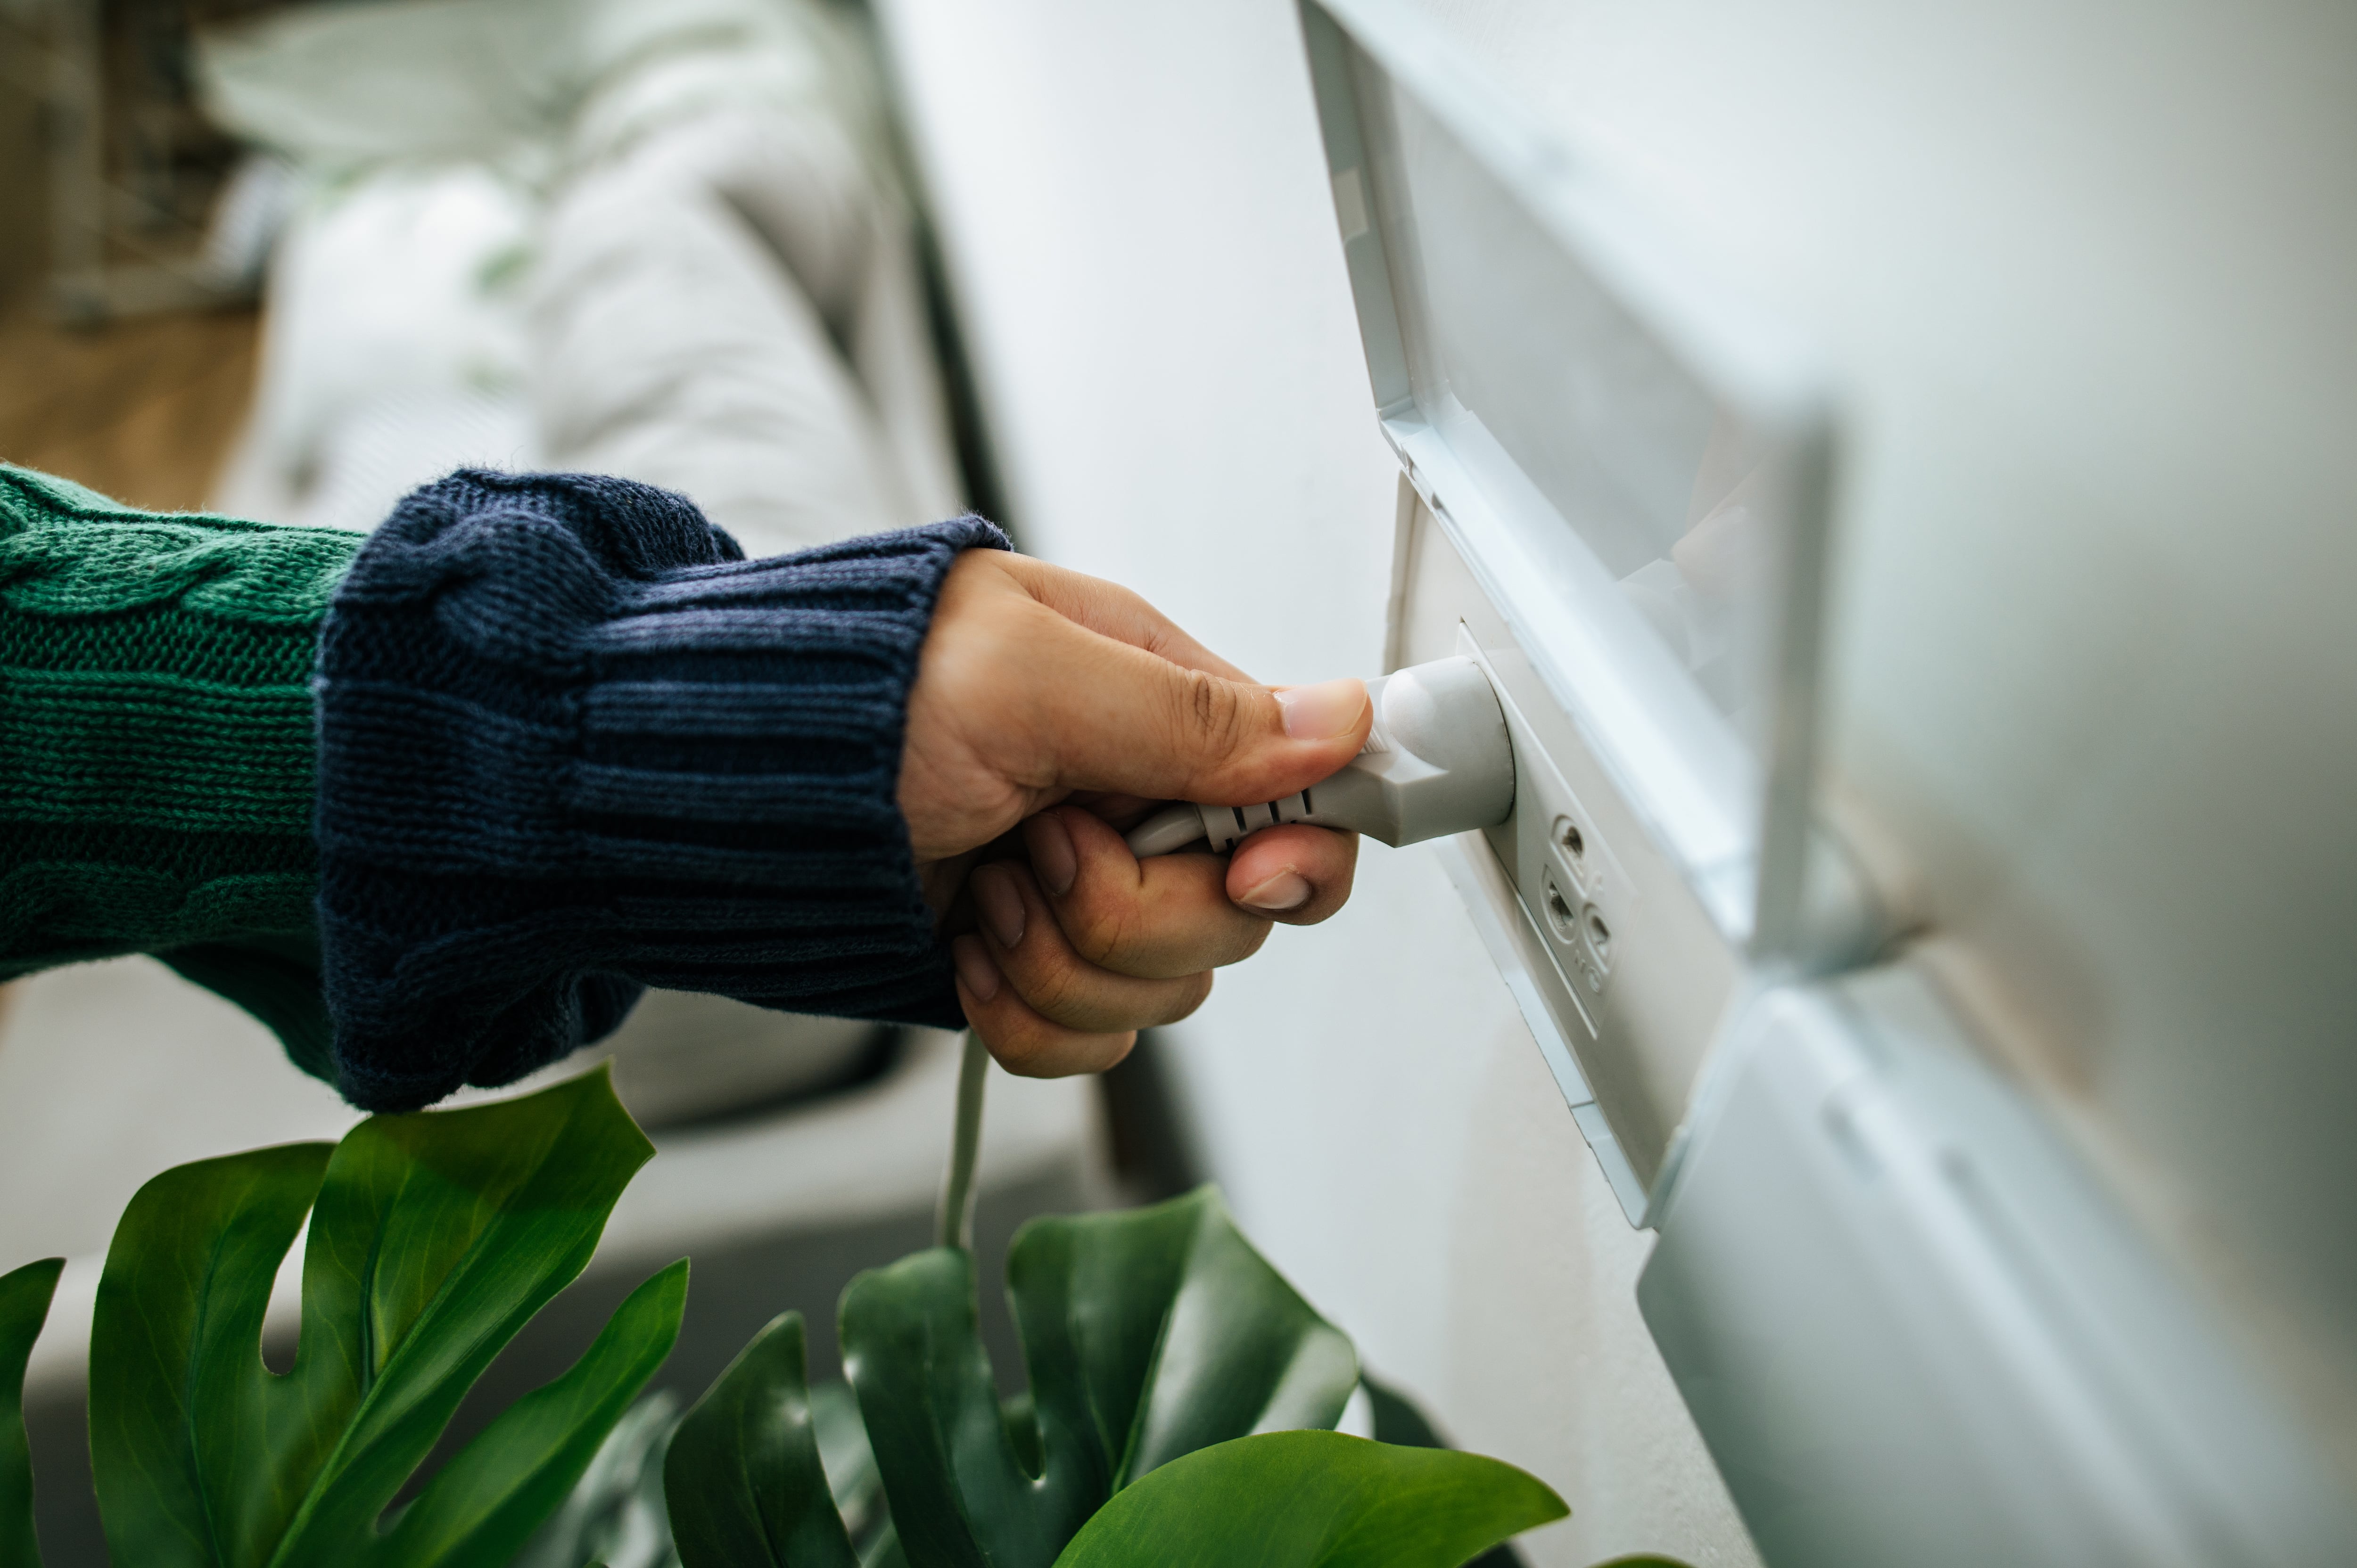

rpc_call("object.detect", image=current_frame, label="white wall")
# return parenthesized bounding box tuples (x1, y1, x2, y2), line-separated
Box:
(875, 0, 2357, 1550)
(874, 3, 1758, 1562)
(1393, 0, 2357, 1478)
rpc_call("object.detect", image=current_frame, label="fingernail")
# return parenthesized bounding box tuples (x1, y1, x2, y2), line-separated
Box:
(973, 865, 1026, 949)
(953, 935, 1000, 1002)
(1275, 678, 1368, 739)
(1026, 812, 1077, 896)
(1238, 870, 1313, 912)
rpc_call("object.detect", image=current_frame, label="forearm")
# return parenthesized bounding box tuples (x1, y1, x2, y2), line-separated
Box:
(313, 469, 1006, 1109)
(1, 463, 1004, 1111)
(0, 465, 359, 976)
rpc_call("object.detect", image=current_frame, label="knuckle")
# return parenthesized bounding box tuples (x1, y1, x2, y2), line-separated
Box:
(1060, 880, 1133, 967)
(1070, 877, 1222, 978)
(1012, 951, 1091, 1024)
(1175, 669, 1249, 762)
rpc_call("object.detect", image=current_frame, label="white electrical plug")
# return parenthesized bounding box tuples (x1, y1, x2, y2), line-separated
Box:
(1125, 655, 1516, 856)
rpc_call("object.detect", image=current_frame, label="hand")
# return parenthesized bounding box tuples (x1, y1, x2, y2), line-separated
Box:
(899, 550, 1370, 1075)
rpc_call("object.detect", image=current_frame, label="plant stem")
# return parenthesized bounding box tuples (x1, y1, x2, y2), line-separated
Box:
(936, 1031, 988, 1251)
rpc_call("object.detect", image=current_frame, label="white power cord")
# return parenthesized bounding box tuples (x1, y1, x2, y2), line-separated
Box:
(1125, 655, 1516, 856)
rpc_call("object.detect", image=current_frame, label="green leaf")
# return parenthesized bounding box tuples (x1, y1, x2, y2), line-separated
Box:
(840, 1248, 1063, 1568)
(375, 1260, 687, 1565)
(1352, 1376, 1566, 1568)
(1013, 1186, 1359, 1488)
(665, 1312, 859, 1568)
(512, 1390, 683, 1568)
(861, 1522, 909, 1568)
(91, 1140, 333, 1568)
(88, 1065, 677, 1568)
(840, 1185, 1358, 1568)
(1049, 1431, 1568, 1568)
(811, 1380, 887, 1542)
(0, 1257, 64, 1568)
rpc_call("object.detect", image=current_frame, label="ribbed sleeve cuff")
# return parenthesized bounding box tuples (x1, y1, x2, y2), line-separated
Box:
(313, 469, 1007, 1111)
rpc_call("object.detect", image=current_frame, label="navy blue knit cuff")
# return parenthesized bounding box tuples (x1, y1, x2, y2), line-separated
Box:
(313, 469, 1008, 1111)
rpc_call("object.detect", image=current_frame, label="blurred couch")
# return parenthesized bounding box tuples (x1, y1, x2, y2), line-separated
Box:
(206, 0, 963, 556)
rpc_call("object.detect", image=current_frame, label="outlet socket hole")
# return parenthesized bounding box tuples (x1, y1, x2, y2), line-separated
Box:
(1586, 911, 1611, 955)
(1555, 818, 1585, 859)
(1543, 878, 1578, 940)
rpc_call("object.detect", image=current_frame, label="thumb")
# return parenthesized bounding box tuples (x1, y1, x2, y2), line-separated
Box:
(1037, 630, 1371, 805)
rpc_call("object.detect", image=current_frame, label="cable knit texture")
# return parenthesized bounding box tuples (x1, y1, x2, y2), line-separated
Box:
(315, 469, 1005, 1111)
(0, 464, 359, 981)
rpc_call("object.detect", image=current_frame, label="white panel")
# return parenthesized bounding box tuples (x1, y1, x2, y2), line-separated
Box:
(1642, 969, 2356, 1568)
(1408, 0, 2357, 1482)
(1301, 0, 1849, 959)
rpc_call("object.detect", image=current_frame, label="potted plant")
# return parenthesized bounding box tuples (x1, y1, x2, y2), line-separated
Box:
(0, 1040, 1690, 1568)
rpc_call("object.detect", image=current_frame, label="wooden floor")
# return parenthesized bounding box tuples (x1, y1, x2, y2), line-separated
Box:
(0, 302, 261, 512)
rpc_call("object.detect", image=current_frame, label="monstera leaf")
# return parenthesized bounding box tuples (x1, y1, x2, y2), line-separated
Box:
(88, 1065, 685, 1568)
(1, 1256, 64, 1566)
(848, 1185, 1359, 1568)
(1050, 1430, 1567, 1568)
(513, 1390, 685, 1568)
(665, 1186, 1357, 1568)
(667, 1314, 859, 1568)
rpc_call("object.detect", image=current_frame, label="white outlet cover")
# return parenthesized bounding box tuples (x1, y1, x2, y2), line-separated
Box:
(1301, 0, 1841, 961)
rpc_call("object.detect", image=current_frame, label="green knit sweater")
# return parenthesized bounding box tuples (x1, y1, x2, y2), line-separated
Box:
(0, 465, 360, 1058)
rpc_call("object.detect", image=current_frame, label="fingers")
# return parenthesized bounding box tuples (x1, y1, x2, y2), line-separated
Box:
(950, 805, 1360, 1077)
(900, 550, 1373, 866)
(966, 862, 1213, 1031)
(953, 856, 1211, 1076)
(1023, 808, 1274, 977)
(1024, 806, 1357, 976)
(990, 552, 1252, 682)
(1225, 822, 1360, 926)
(1022, 614, 1372, 806)
(952, 937, 1138, 1077)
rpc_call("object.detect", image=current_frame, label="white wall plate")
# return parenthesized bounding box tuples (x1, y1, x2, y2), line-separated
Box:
(1304, 0, 1888, 1214)
(1642, 966, 2357, 1567)
(1301, 0, 1861, 965)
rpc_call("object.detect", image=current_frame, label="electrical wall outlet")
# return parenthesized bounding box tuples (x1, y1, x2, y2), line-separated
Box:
(1469, 618, 1632, 1021)
(1312, 0, 1885, 1223)
(1396, 483, 1743, 1217)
